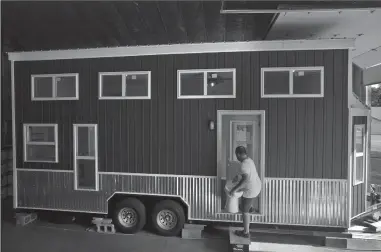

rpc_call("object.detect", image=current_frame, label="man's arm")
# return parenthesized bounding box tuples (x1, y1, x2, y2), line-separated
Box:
(230, 173, 248, 194)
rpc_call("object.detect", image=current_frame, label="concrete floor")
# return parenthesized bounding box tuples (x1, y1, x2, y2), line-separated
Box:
(1, 221, 229, 252)
(2, 196, 380, 252)
(1, 196, 229, 252)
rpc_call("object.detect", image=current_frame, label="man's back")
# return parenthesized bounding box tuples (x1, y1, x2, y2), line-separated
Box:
(240, 158, 261, 198)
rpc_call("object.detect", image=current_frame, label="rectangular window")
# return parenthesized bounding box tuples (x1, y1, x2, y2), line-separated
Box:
(31, 73, 79, 100)
(99, 71, 151, 99)
(261, 67, 324, 98)
(74, 124, 98, 191)
(23, 124, 58, 163)
(353, 124, 366, 185)
(177, 69, 236, 99)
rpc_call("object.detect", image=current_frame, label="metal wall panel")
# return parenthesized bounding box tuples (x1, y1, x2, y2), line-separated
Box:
(17, 170, 348, 227)
(2, 55, 12, 147)
(14, 50, 349, 179)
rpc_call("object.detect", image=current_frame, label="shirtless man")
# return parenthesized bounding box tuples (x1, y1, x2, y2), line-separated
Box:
(229, 146, 262, 238)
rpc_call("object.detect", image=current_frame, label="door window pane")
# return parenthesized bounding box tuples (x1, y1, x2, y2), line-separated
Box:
(355, 127, 364, 153)
(356, 156, 364, 182)
(77, 127, 95, 157)
(77, 159, 96, 190)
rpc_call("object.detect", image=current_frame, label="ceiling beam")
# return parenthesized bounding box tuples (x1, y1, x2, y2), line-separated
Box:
(220, 0, 381, 14)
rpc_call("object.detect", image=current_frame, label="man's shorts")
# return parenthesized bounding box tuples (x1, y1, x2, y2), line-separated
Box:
(241, 197, 255, 213)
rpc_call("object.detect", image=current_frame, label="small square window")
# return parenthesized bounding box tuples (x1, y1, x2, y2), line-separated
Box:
(32, 74, 78, 100)
(101, 75, 123, 97)
(34, 77, 53, 98)
(178, 69, 236, 99)
(261, 67, 324, 98)
(207, 72, 234, 96)
(24, 124, 58, 163)
(125, 74, 149, 97)
(293, 70, 321, 95)
(28, 126, 55, 142)
(99, 72, 150, 99)
(56, 76, 77, 98)
(263, 71, 290, 95)
(179, 72, 204, 96)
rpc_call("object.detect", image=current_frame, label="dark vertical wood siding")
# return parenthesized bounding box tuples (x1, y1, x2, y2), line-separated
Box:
(2, 55, 12, 147)
(14, 49, 349, 178)
(351, 116, 367, 217)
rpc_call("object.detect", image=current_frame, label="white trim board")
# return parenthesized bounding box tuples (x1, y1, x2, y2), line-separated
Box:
(7, 39, 355, 62)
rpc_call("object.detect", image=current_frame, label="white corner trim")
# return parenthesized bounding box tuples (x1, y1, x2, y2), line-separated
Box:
(11, 61, 17, 209)
(8, 39, 355, 62)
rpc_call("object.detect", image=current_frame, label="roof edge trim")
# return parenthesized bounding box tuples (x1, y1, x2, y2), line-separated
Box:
(8, 39, 355, 62)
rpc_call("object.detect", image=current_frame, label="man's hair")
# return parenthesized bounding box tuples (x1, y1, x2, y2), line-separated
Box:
(235, 146, 247, 155)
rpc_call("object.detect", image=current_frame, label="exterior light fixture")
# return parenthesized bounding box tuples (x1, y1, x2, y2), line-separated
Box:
(209, 120, 215, 131)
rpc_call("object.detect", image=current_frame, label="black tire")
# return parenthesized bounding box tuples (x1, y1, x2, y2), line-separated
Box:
(151, 200, 185, 236)
(112, 198, 146, 234)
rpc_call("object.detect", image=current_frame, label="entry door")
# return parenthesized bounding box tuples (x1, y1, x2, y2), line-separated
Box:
(217, 111, 263, 213)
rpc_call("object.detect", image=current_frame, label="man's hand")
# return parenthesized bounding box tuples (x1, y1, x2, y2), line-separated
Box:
(232, 175, 241, 184)
(228, 189, 236, 197)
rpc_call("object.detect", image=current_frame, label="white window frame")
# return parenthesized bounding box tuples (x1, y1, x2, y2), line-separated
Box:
(353, 124, 366, 186)
(177, 68, 236, 99)
(98, 71, 151, 100)
(31, 73, 79, 100)
(73, 124, 99, 191)
(23, 123, 58, 163)
(261, 66, 324, 98)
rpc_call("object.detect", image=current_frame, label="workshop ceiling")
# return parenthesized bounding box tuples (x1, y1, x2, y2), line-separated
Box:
(1, 1, 277, 52)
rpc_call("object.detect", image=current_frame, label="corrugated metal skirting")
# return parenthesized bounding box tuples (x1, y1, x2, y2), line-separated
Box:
(17, 170, 348, 227)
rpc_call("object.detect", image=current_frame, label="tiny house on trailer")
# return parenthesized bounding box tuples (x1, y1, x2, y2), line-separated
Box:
(8, 39, 370, 236)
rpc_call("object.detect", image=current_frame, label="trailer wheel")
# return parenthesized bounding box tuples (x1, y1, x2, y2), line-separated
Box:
(113, 198, 146, 234)
(151, 200, 185, 236)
